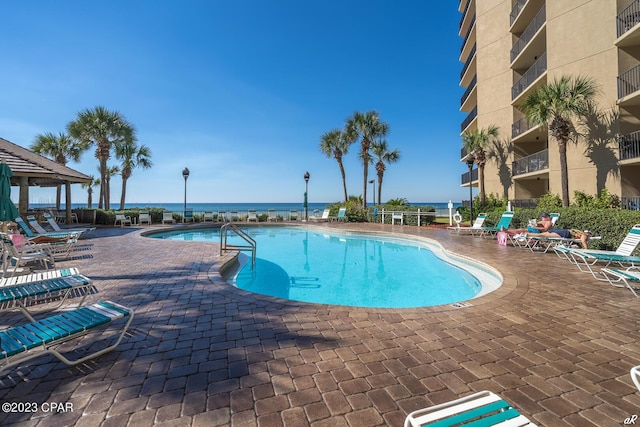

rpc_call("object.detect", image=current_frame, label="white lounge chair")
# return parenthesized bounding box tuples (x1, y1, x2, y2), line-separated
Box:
(42, 213, 94, 236)
(311, 208, 331, 222)
(17, 216, 78, 240)
(447, 213, 487, 234)
(632, 366, 640, 392)
(267, 209, 277, 222)
(404, 390, 536, 427)
(114, 212, 132, 227)
(203, 211, 214, 222)
(138, 212, 152, 225)
(0, 301, 133, 376)
(218, 210, 228, 222)
(162, 211, 175, 225)
(599, 268, 640, 298)
(289, 210, 298, 221)
(230, 210, 240, 221)
(0, 233, 55, 277)
(247, 209, 258, 222)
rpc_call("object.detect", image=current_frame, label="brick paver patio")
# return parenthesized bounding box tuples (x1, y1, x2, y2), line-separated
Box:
(0, 222, 638, 426)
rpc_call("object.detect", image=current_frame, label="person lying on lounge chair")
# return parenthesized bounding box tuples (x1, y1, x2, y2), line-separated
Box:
(509, 212, 553, 234)
(525, 229, 591, 249)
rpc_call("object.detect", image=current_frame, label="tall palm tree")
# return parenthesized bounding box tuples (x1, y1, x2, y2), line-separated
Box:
(115, 140, 152, 210)
(371, 140, 400, 206)
(523, 75, 597, 206)
(102, 165, 120, 209)
(345, 111, 389, 209)
(320, 129, 353, 202)
(80, 175, 100, 208)
(67, 106, 136, 210)
(462, 125, 499, 207)
(31, 132, 88, 209)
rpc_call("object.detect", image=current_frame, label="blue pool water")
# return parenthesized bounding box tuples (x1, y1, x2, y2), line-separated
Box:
(150, 226, 495, 308)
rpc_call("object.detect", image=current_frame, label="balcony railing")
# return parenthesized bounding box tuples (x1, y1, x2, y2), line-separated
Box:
(623, 197, 640, 210)
(618, 64, 640, 99)
(459, 0, 471, 29)
(512, 117, 534, 138)
(510, 0, 528, 26)
(617, 0, 640, 37)
(512, 149, 548, 176)
(512, 199, 538, 209)
(461, 105, 477, 132)
(619, 131, 640, 160)
(512, 52, 547, 100)
(510, 5, 545, 62)
(460, 44, 476, 80)
(460, 75, 477, 107)
(461, 167, 478, 185)
(460, 15, 476, 53)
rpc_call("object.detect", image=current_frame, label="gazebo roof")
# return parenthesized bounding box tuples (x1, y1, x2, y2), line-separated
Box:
(0, 137, 92, 186)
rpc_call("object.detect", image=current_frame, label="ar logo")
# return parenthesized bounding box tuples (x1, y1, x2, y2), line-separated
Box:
(625, 414, 638, 425)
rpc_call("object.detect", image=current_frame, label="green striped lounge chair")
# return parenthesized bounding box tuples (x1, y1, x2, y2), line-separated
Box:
(479, 211, 515, 238)
(404, 390, 536, 427)
(0, 301, 133, 375)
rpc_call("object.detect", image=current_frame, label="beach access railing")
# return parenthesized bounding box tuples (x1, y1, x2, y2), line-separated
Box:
(372, 209, 437, 226)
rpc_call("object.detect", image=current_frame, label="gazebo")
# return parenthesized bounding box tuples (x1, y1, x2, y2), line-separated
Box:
(0, 137, 93, 223)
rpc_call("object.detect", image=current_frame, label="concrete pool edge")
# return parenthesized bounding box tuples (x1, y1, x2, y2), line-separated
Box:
(141, 223, 520, 312)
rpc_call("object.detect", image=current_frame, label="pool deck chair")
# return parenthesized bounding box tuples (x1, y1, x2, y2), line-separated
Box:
(392, 212, 404, 225)
(0, 233, 55, 277)
(0, 301, 133, 376)
(447, 213, 487, 234)
(114, 212, 132, 227)
(138, 212, 152, 225)
(632, 366, 640, 392)
(267, 209, 277, 222)
(404, 390, 536, 427)
(42, 213, 95, 236)
(218, 210, 228, 222)
(247, 209, 258, 222)
(479, 211, 514, 238)
(331, 207, 347, 222)
(289, 210, 298, 221)
(162, 211, 175, 225)
(203, 211, 214, 222)
(0, 271, 97, 321)
(311, 208, 331, 222)
(17, 217, 78, 240)
(182, 209, 194, 223)
(230, 210, 240, 221)
(599, 268, 640, 298)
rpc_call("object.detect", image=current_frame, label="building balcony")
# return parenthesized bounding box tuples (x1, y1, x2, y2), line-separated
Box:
(460, 15, 476, 59)
(510, 0, 544, 33)
(510, 5, 546, 64)
(616, 0, 640, 44)
(460, 75, 477, 111)
(459, 0, 474, 35)
(512, 117, 545, 144)
(460, 44, 476, 82)
(460, 105, 477, 133)
(512, 149, 548, 177)
(619, 131, 640, 161)
(512, 52, 547, 101)
(461, 168, 478, 186)
(618, 64, 640, 106)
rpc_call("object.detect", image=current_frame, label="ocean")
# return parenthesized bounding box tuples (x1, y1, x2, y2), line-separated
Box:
(31, 201, 463, 217)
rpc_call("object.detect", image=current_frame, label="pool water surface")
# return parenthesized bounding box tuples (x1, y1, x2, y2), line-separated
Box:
(151, 226, 499, 308)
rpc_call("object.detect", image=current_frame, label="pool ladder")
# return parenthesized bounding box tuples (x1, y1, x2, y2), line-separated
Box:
(220, 223, 256, 268)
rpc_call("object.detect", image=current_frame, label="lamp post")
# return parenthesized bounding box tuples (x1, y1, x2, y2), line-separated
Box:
(182, 167, 190, 217)
(369, 180, 375, 205)
(303, 171, 310, 221)
(466, 158, 474, 224)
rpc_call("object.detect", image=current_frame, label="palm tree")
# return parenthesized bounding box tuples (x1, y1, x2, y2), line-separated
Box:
(371, 140, 400, 206)
(462, 125, 499, 207)
(31, 132, 88, 210)
(523, 75, 597, 206)
(80, 176, 100, 208)
(115, 140, 152, 210)
(67, 106, 136, 210)
(320, 129, 353, 202)
(345, 111, 389, 209)
(103, 165, 120, 209)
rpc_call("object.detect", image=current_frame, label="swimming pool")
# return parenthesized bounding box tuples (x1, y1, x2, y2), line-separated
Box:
(149, 226, 502, 308)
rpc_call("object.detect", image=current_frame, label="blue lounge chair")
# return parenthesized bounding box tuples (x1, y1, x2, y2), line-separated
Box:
(17, 216, 77, 240)
(334, 207, 347, 222)
(404, 390, 535, 427)
(0, 301, 133, 375)
(479, 211, 514, 238)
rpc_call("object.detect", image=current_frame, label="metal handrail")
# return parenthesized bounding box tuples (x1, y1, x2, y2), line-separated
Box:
(512, 52, 547, 100)
(617, 0, 640, 37)
(510, 5, 545, 62)
(220, 223, 256, 267)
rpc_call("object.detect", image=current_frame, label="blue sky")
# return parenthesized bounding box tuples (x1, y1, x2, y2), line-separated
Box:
(0, 1, 466, 205)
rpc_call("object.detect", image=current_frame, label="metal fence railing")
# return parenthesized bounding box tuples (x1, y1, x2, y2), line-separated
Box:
(510, 5, 546, 62)
(512, 52, 547, 100)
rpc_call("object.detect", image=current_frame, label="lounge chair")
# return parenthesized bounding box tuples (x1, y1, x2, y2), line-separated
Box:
(247, 209, 258, 222)
(42, 213, 95, 236)
(0, 233, 55, 277)
(203, 211, 214, 222)
(0, 270, 96, 321)
(230, 210, 240, 221)
(162, 211, 175, 225)
(0, 300, 133, 376)
(114, 211, 132, 227)
(17, 216, 77, 240)
(447, 213, 487, 234)
(182, 208, 194, 223)
(479, 211, 514, 238)
(311, 208, 331, 222)
(289, 210, 298, 221)
(404, 390, 535, 427)
(392, 212, 403, 225)
(138, 212, 152, 225)
(632, 366, 640, 392)
(218, 210, 228, 222)
(267, 209, 277, 222)
(553, 224, 640, 279)
(333, 207, 347, 222)
(600, 268, 640, 298)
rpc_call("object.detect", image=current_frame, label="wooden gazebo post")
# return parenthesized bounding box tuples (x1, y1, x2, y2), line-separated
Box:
(18, 176, 28, 217)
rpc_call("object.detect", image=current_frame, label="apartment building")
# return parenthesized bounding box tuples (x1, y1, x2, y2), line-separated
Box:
(459, 0, 640, 208)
